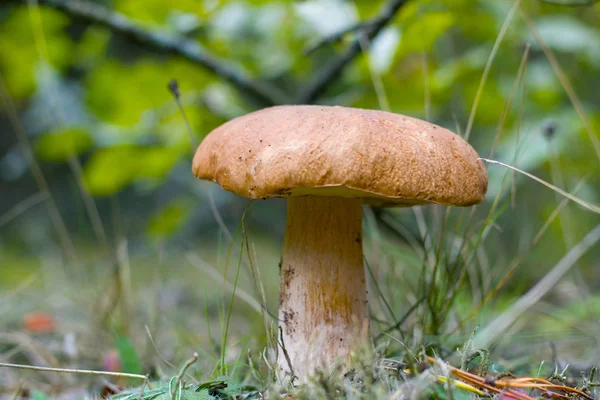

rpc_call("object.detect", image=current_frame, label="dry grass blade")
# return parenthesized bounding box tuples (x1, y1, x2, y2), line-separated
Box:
(474, 223, 600, 348)
(0, 74, 77, 263)
(480, 158, 600, 215)
(185, 252, 262, 314)
(457, 177, 587, 327)
(0, 192, 48, 229)
(27, 2, 110, 251)
(0, 361, 150, 383)
(488, 44, 530, 159)
(464, 0, 521, 141)
(358, 34, 391, 113)
(0, 274, 38, 307)
(519, 7, 600, 163)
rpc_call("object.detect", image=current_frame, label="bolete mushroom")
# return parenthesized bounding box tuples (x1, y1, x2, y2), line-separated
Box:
(192, 105, 487, 379)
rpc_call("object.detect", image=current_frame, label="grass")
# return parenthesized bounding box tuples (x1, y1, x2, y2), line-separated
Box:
(1, 0, 600, 398)
(2, 158, 598, 399)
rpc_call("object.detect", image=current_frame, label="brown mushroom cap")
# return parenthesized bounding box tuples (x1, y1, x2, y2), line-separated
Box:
(193, 105, 488, 207)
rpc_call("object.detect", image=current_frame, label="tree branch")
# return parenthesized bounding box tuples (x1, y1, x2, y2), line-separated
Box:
(18, 0, 290, 106)
(297, 0, 408, 104)
(540, 0, 598, 5)
(303, 20, 376, 55)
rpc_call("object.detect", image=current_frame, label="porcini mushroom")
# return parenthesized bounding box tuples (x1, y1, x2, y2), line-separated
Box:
(192, 105, 487, 379)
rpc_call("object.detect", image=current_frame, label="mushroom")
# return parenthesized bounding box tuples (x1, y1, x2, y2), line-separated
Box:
(192, 105, 487, 379)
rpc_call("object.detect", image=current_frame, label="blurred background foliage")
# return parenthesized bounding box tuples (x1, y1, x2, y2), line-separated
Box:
(1, 0, 600, 396)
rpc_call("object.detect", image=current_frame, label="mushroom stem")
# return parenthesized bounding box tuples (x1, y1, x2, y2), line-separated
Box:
(279, 196, 368, 379)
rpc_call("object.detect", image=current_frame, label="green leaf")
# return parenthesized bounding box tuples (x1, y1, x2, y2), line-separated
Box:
(85, 60, 167, 127)
(35, 127, 93, 162)
(397, 11, 455, 58)
(116, 336, 143, 375)
(83, 145, 181, 196)
(147, 200, 190, 238)
(83, 146, 138, 196)
(139, 147, 180, 179)
(86, 59, 213, 127)
(0, 6, 74, 99)
(354, 1, 385, 19)
(456, 12, 498, 41)
(73, 26, 111, 66)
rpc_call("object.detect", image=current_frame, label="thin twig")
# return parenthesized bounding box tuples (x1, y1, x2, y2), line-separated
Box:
(304, 20, 376, 55)
(297, 0, 407, 104)
(540, 0, 598, 5)
(16, 0, 288, 106)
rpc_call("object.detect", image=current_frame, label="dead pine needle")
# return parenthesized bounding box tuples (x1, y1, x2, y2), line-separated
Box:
(426, 356, 593, 400)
